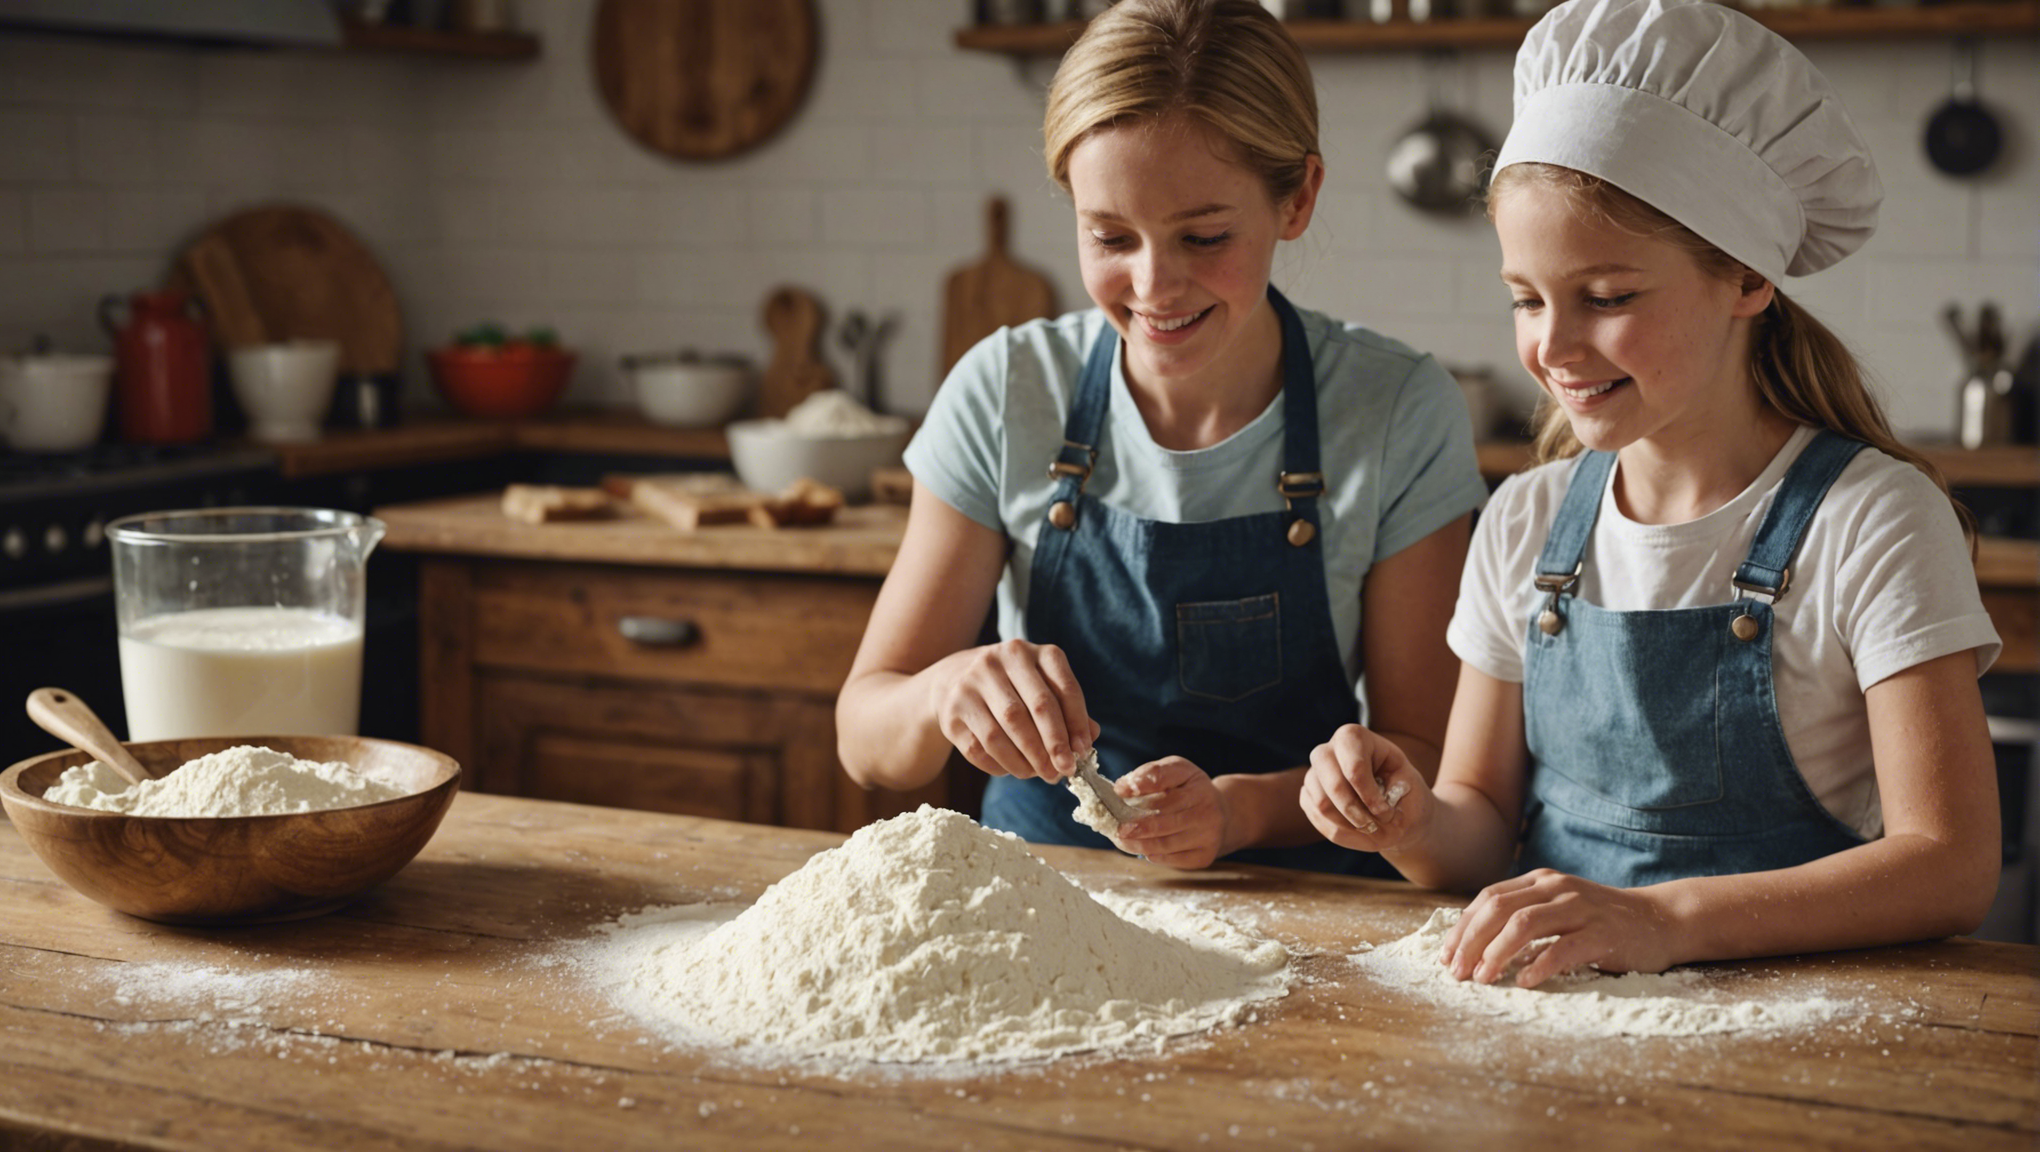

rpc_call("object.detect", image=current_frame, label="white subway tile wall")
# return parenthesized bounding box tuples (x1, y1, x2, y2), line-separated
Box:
(0, 0, 2032, 438)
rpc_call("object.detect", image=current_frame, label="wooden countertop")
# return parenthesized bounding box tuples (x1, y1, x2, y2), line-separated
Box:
(377, 491, 906, 577)
(270, 413, 731, 479)
(1, 793, 2032, 1151)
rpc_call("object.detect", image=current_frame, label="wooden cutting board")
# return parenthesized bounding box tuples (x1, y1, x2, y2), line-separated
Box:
(168, 205, 402, 375)
(591, 0, 818, 162)
(757, 285, 834, 419)
(940, 196, 1057, 380)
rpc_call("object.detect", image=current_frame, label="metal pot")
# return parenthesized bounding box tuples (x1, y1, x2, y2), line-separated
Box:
(1387, 54, 1497, 214)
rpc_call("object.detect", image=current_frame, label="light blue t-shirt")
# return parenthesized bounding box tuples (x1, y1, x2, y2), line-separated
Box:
(904, 303, 1489, 706)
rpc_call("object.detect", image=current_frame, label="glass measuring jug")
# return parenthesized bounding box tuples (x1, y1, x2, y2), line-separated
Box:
(108, 507, 385, 741)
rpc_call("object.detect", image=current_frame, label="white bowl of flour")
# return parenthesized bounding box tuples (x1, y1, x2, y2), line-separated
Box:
(0, 735, 460, 925)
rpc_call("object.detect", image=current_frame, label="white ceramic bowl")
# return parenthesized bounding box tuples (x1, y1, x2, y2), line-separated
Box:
(229, 340, 340, 443)
(725, 419, 910, 503)
(629, 359, 750, 427)
(0, 353, 112, 451)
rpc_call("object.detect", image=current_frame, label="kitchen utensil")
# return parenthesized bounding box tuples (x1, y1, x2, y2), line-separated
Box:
(427, 343, 575, 418)
(1073, 745, 1138, 823)
(941, 197, 1057, 379)
(108, 507, 385, 742)
(623, 350, 752, 427)
(171, 204, 402, 379)
(25, 688, 154, 787)
(758, 286, 835, 418)
(0, 351, 112, 451)
(1386, 52, 1497, 214)
(179, 232, 270, 349)
(724, 418, 909, 502)
(0, 734, 459, 924)
(228, 339, 341, 442)
(592, 0, 818, 161)
(836, 310, 898, 414)
(98, 289, 210, 445)
(1923, 39, 2001, 178)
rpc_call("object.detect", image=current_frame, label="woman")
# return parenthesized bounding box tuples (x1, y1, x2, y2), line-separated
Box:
(1304, 0, 2000, 975)
(837, 0, 1487, 873)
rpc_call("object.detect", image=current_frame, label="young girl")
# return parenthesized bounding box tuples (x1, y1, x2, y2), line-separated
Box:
(1303, 0, 2002, 980)
(836, 0, 1488, 874)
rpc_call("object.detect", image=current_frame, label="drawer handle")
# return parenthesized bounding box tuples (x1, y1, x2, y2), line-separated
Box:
(617, 615, 700, 647)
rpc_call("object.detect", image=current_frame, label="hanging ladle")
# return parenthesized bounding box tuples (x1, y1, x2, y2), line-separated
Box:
(25, 687, 157, 787)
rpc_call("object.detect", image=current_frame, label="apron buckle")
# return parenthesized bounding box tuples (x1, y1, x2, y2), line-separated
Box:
(1046, 441, 1098, 532)
(1533, 563, 1580, 636)
(1728, 569, 1787, 642)
(1278, 472, 1325, 548)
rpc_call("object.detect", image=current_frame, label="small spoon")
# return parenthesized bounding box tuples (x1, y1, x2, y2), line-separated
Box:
(26, 687, 157, 787)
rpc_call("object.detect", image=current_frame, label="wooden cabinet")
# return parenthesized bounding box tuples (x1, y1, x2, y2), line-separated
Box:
(415, 554, 965, 834)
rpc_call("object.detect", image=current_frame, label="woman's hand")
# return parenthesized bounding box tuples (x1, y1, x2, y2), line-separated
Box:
(935, 638, 1099, 782)
(1439, 870, 1681, 988)
(1300, 724, 1432, 853)
(1113, 756, 1229, 869)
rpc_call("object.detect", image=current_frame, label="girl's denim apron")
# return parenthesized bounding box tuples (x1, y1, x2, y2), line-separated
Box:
(1518, 430, 1869, 887)
(980, 287, 1385, 875)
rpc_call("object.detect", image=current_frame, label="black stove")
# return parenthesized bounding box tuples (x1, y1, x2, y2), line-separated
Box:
(0, 443, 277, 600)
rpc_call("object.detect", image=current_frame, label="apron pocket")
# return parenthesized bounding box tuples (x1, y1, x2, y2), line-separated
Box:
(1177, 594, 1281, 702)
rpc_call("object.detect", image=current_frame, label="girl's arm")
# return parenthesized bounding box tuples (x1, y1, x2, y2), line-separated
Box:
(836, 480, 1095, 791)
(1442, 648, 2001, 986)
(1202, 514, 1472, 853)
(1301, 661, 1529, 889)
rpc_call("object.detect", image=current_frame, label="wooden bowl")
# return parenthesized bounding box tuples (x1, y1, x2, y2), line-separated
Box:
(0, 736, 460, 925)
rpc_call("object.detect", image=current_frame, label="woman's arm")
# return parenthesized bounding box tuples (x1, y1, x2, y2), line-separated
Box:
(1441, 649, 2001, 986)
(836, 480, 1095, 791)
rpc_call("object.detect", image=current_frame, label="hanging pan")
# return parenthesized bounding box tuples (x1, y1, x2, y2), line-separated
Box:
(1923, 39, 2002, 178)
(1387, 52, 1498, 214)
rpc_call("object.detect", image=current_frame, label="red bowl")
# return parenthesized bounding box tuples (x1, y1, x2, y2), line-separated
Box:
(427, 345, 575, 419)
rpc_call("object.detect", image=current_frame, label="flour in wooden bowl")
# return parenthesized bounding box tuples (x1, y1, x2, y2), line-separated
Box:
(1354, 908, 1856, 1038)
(45, 745, 405, 817)
(576, 805, 1290, 1068)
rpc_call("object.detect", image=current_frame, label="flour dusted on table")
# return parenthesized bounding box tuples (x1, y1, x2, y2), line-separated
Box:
(45, 745, 405, 817)
(1356, 908, 1854, 1038)
(582, 805, 1289, 1066)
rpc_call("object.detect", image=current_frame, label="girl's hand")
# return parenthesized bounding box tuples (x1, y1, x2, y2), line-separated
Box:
(935, 639, 1099, 782)
(1300, 724, 1432, 853)
(1439, 870, 1680, 988)
(1113, 757, 1228, 870)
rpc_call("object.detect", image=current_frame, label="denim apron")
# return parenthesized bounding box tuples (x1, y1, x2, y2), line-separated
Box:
(1517, 429, 1869, 887)
(981, 287, 1384, 875)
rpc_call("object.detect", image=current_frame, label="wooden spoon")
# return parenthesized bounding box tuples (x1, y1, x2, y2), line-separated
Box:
(25, 688, 157, 787)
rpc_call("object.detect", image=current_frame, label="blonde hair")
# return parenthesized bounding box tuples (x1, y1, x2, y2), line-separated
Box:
(1043, 0, 1318, 206)
(1488, 163, 1973, 544)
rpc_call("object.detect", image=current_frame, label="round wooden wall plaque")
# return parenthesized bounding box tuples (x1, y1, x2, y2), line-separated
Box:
(592, 0, 819, 162)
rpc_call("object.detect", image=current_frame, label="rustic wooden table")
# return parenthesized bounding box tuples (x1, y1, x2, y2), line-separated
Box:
(2, 793, 2033, 1151)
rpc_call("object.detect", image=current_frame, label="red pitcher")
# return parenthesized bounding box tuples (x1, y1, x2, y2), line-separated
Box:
(99, 289, 210, 444)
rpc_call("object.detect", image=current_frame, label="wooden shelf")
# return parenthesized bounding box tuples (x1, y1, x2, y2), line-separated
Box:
(955, 1, 2040, 55)
(267, 412, 729, 480)
(338, 17, 540, 61)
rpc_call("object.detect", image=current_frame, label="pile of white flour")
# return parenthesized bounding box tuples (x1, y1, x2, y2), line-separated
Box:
(1355, 908, 1855, 1038)
(45, 745, 405, 817)
(577, 805, 1289, 1067)
(779, 389, 908, 438)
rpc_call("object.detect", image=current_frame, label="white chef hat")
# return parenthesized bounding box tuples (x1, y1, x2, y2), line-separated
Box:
(1493, 0, 1881, 284)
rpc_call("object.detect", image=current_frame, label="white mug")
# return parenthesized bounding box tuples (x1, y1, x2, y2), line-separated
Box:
(0, 353, 113, 451)
(228, 340, 341, 443)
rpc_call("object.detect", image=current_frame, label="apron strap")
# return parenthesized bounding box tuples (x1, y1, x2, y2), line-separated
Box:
(1047, 285, 1325, 541)
(1533, 450, 1615, 591)
(1732, 429, 1865, 600)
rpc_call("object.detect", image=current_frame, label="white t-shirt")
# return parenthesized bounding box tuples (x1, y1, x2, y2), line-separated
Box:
(1448, 425, 2001, 837)
(906, 304, 1492, 707)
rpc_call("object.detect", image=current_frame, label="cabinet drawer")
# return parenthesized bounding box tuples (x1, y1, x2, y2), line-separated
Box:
(467, 561, 879, 694)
